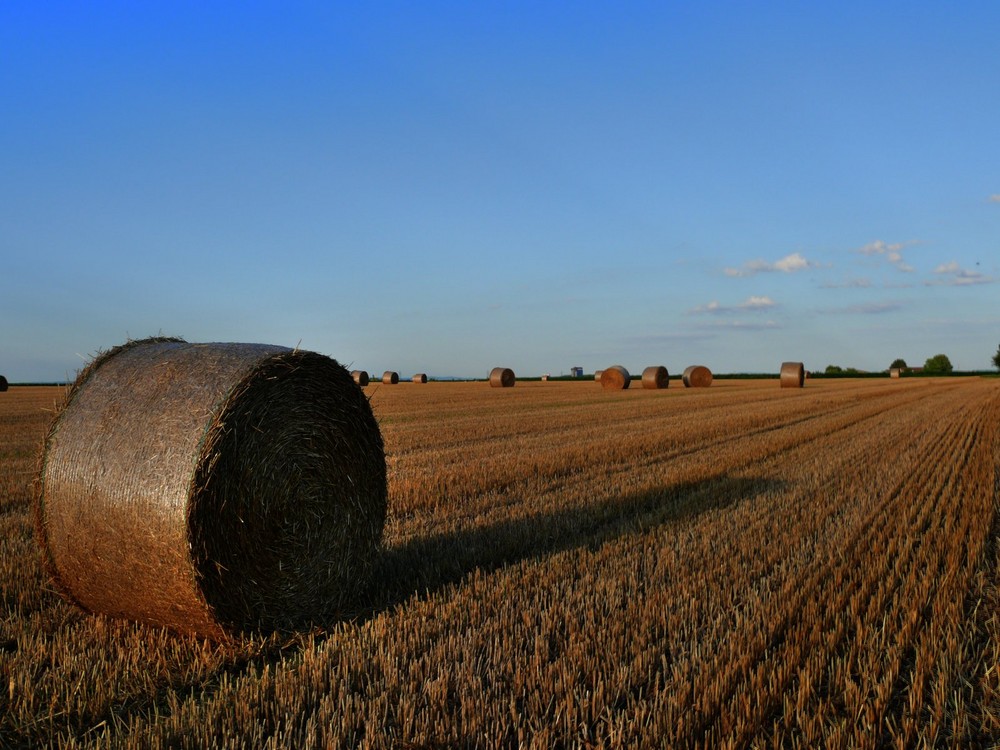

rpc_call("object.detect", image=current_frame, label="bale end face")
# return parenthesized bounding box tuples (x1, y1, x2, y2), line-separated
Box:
(780, 361, 805, 388)
(600, 365, 631, 390)
(641, 366, 669, 389)
(35, 338, 387, 639)
(489, 367, 515, 388)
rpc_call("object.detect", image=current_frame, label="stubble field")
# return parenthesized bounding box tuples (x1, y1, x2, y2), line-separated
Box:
(1, 376, 998, 748)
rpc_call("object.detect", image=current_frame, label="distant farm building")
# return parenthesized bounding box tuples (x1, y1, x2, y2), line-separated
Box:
(571, 366, 584, 378)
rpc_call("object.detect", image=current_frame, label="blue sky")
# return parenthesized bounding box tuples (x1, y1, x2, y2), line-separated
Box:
(3, 2, 998, 381)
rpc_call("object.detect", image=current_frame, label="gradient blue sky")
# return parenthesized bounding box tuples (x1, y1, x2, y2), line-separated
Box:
(3, 2, 998, 381)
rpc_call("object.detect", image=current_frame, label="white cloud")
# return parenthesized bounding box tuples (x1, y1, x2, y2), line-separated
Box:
(989, 194, 1000, 203)
(724, 252, 816, 277)
(741, 295, 776, 310)
(926, 263, 994, 286)
(858, 240, 916, 272)
(689, 296, 776, 315)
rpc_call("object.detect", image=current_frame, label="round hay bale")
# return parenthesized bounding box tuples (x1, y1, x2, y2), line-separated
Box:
(682, 365, 713, 388)
(780, 361, 805, 388)
(594, 370, 603, 381)
(34, 338, 387, 640)
(889, 368, 901, 379)
(412, 373, 427, 384)
(0, 375, 7, 392)
(351, 370, 370, 387)
(641, 366, 669, 389)
(382, 371, 399, 385)
(600, 365, 631, 390)
(489, 367, 515, 388)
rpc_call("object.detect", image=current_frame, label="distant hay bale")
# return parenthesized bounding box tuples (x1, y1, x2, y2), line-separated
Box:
(594, 370, 604, 381)
(412, 373, 427, 384)
(780, 361, 805, 388)
(641, 366, 669, 389)
(682, 365, 713, 388)
(351, 370, 370, 387)
(890, 368, 901, 379)
(34, 337, 387, 640)
(0, 375, 7, 392)
(600, 365, 631, 390)
(489, 367, 515, 388)
(540, 374, 549, 381)
(382, 371, 399, 385)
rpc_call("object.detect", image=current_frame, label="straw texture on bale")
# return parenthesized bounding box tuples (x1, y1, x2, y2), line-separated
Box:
(682, 365, 713, 388)
(0, 375, 7, 392)
(351, 370, 370, 386)
(600, 365, 631, 390)
(35, 338, 387, 640)
(641, 366, 669, 390)
(780, 361, 805, 388)
(489, 367, 515, 388)
(412, 373, 428, 384)
(594, 370, 603, 381)
(382, 371, 399, 385)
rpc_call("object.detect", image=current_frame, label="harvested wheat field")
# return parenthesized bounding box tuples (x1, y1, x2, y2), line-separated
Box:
(2, 377, 999, 748)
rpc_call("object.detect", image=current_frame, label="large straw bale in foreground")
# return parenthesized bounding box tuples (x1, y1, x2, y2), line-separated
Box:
(780, 361, 805, 388)
(489, 367, 515, 388)
(351, 370, 370, 386)
(682, 365, 713, 388)
(382, 371, 399, 385)
(641, 366, 669, 389)
(35, 338, 387, 640)
(600, 365, 631, 390)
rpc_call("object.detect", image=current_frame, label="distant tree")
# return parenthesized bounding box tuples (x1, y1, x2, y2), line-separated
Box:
(824, 365, 843, 375)
(889, 358, 907, 370)
(993, 343, 1000, 372)
(923, 354, 953, 374)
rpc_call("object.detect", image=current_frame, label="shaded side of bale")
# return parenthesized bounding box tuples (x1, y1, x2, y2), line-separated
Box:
(0, 375, 7, 392)
(641, 366, 669, 389)
(351, 370, 370, 387)
(780, 361, 805, 388)
(489, 367, 515, 388)
(35, 338, 387, 639)
(682, 365, 713, 388)
(412, 373, 427, 384)
(594, 370, 604, 381)
(382, 371, 399, 385)
(600, 365, 631, 390)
